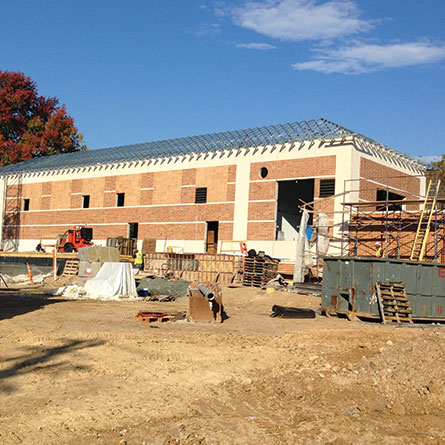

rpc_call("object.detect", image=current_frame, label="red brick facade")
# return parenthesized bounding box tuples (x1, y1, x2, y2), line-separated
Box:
(3, 166, 236, 242)
(2, 152, 423, 245)
(247, 156, 337, 240)
(359, 158, 421, 210)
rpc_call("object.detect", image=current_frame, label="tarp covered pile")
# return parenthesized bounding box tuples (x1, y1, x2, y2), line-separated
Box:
(51, 262, 138, 300)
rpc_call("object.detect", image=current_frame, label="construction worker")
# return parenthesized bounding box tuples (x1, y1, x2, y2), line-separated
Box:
(133, 249, 144, 270)
(375, 242, 383, 258)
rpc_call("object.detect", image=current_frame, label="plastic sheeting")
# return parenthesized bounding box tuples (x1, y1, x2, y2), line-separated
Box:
(84, 262, 137, 300)
(137, 276, 190, 299)
(293, 210, 310, 283)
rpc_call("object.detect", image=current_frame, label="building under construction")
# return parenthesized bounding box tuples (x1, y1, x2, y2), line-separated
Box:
(0, 118, 430, 261)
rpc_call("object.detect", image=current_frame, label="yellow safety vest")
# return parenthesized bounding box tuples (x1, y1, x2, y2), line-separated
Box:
(134, 251, 143, 265)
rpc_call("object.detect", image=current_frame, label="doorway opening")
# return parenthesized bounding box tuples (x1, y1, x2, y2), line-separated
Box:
(276, 179, 314, 241)
(206, 221, 219, 254)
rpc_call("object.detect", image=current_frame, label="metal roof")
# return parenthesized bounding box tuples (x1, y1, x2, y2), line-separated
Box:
(0, 118, 425, 175)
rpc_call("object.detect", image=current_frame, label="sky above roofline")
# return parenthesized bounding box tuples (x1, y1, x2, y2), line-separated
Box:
(1, 1, 444, 158)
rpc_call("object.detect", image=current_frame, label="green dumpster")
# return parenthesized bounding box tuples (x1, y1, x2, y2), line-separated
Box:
(321, 257, 445, 321)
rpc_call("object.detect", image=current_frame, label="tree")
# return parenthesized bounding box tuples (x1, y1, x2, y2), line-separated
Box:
(426, 155, 445, 200)
(0, 70, 86, 167)
(430, 154, 445, 180)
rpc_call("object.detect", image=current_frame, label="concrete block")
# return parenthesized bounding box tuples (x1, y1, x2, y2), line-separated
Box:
(78, 261, 102, 278)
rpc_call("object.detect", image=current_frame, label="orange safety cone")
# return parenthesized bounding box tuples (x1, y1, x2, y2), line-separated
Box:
(26, 262, 34, 284)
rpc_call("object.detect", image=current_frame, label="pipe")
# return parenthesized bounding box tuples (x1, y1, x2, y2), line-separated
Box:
(197, 283, 215, 301)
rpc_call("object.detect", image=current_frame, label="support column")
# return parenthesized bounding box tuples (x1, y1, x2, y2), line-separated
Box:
(232, 158, 251, 241)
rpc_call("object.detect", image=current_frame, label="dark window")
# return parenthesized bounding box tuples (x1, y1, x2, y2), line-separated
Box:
(195, 187, 207, 204)
(128, 222, 138, 239)
(319, 179, 336, 198)
(23, 199, 30, 211)
(116, 193, 125, 207)
(376, 189, 405, 211)
(82, 195, 90, 209)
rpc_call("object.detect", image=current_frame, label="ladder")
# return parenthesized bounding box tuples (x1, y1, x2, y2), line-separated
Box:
(376, 282, 413, 324)
(410, 177, 441, 261)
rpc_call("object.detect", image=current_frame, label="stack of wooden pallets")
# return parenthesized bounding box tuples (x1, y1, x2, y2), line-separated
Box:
(243, 256, 279, 288)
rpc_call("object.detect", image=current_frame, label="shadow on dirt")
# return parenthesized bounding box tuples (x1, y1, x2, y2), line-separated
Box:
(0, 292, 66, 322)
(0, 338, 105, 394)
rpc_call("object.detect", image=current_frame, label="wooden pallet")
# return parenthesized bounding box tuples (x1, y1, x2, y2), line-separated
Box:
(134, 313, 175, 323)
(243, 257, 279, 288)
(376, 282, 413, 325)
(62, 260, 79, 276)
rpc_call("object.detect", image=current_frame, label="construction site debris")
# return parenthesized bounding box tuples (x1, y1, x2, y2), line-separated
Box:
(266, 274, 288, 290)
(1, 271, 51, 285)
(188, 281, 224, 322)
(49, 284, 87, 299)
(137, 276, 190, 299)
(271, 305, 316, 319)
(290, 282, 322, 296)
(134, 312, 175, 323)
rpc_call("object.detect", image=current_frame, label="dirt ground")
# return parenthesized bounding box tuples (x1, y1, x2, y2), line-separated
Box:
(0, 285, 444, 445)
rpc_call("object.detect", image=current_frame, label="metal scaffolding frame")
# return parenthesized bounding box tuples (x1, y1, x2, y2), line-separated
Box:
(340, 175, 445, 262)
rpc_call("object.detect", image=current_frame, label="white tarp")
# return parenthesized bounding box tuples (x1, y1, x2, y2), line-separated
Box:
(293, 210, 310, 283)
(83, 262, 137, 300)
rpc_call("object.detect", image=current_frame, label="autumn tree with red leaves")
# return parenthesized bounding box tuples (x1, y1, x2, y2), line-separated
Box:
(0, 70, 86, 167)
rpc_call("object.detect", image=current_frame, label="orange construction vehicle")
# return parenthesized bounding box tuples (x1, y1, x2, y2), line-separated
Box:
(57, 225, 93, 252)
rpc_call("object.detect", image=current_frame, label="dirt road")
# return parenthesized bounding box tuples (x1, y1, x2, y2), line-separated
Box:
(0, 286, 444, 444)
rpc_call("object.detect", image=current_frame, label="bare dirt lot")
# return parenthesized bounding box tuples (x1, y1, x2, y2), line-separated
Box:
(0, 286, 444, 445)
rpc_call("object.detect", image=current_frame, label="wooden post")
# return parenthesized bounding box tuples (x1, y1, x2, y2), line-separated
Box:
(53, 247, 57, 281)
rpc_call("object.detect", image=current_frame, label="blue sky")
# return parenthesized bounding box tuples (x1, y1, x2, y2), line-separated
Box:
(1, 0, 444, 158)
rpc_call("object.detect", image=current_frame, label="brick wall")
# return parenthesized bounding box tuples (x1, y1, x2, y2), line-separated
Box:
(349, 212, 445, 263)
(246, 156, 337, 240)
(3, 165, 235, 243)
(360, 158, 421, 210)
(3, 153, 422, 246)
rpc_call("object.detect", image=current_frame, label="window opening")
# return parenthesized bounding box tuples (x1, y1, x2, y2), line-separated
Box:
(275, 179, 314, 241)
(195, 187, 207, 204)
(376, 189, 405, 211)
(23, 199, 30, 211)
(82, 195, 90, 209)
(319, 179, 335, 198)
(116, 193, 125, 207)
(128, 222, 139, 239)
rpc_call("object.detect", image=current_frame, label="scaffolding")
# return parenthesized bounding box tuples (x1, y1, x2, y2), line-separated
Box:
(340, 174, 445, 263)
(298, 173, 444, 270)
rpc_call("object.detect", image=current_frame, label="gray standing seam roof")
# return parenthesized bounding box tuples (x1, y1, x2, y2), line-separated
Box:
(0, 118, 424, 175)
